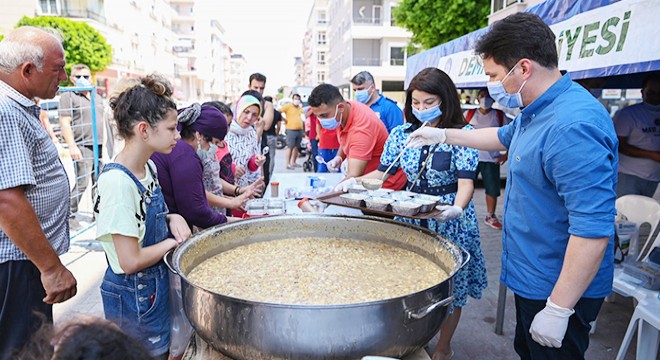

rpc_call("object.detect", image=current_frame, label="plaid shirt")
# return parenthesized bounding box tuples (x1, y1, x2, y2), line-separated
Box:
(0, 80, 70, 262)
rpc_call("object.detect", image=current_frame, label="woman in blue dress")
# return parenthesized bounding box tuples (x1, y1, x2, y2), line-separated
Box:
(354, 68, 487, 360)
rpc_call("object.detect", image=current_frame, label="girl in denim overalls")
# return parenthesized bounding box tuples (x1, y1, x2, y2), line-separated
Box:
(94, 75, 191, 359)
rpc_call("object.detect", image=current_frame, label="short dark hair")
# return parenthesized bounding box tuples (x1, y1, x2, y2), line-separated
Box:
(203, 100, 233, 118)
(292, 93, 301, 100)
(308, 84, 344, 107)
(642, 72, 660, 89)
(350, 71, 374, 86)
(249, 72, 266, 84)
(263, 96, 273, 103)
(404, 68, 465, 129)
(475, 12, 558, 70)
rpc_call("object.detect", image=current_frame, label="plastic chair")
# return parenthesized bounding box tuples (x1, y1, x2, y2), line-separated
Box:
(616, 195, 660, 262)
(615, 298, 660, 360)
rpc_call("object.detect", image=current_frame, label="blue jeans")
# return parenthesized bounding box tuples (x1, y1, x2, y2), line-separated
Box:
(317, 148, 338, 173)
(514, 295, 603, 360)
(616, 172, 659, 198)
(310, 139, 319, 172)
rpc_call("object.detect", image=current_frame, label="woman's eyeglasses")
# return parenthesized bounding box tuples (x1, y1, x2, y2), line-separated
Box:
(74, 75, 91, 79)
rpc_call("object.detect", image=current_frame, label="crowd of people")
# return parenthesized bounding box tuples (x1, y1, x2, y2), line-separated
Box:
(0, 10, 658, 360)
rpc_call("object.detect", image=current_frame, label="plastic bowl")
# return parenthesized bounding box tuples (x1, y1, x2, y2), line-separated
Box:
(391, 200, 421, 216)
(364, 197, 395, 211)
(339, 193, 369, 207)
(348, 184, 368, 194)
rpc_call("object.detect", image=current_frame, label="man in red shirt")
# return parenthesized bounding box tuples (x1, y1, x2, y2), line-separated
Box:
(308, 84, 406, 189)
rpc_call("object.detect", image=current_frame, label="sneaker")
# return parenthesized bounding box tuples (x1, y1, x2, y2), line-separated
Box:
(484, 214, 502, 230)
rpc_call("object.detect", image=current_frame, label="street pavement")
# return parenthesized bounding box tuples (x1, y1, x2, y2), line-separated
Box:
(54, 145, 655, 359)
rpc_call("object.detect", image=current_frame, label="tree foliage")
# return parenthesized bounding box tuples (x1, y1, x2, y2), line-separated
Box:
(16, 16, 112, 75)
(393, 0, 490, 50)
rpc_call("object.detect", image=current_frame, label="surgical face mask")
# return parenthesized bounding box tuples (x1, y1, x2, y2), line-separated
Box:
(74, 76, 92, 87)
(479, 96, 494, 110)
(486, 64, 527, 109)
(412, 104, 442, 123)
(293, 99, 301, 106)
(318, 104, 341, 130)
(355, 86, 372, 104)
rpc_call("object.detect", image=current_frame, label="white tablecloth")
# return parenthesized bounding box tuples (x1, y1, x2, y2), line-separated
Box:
(265, 172, 362, 215)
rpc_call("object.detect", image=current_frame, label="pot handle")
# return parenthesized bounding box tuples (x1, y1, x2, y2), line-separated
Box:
(406, 295, 454, 320)
(163, 249, 178, 275)
(458, 246, 471, 270)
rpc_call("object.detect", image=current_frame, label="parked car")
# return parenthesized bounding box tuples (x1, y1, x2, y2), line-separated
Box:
(39, 96, 60, 125)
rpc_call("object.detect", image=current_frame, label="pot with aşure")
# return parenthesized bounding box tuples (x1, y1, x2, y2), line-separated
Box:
(167, 214, 468, 360)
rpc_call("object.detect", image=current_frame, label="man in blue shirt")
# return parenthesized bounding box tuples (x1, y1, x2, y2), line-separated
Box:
(408, 13, 617, 359)
(350, 71, 403, 133)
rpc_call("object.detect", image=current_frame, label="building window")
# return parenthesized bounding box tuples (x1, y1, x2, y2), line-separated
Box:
(318, 52, 326, 65)
(317, 9, 327, 24)
(317, 31, 327, 45)
(493, 0, 523, 13)
(318, 72, 326, 83)
(390, 47, 405, 66)
(38, 0, 60, 15)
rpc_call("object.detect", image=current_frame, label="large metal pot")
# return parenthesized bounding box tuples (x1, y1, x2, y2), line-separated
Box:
(167, 214, 468, 360)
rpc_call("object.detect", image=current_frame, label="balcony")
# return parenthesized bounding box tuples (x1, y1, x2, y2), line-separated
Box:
(390, 58, 404, 66)
(353, 58, 381, 66)
(61, 8, 106, 24)
(353, 17, 382, 26)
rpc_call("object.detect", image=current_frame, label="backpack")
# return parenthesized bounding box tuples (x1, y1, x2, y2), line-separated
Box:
(465, 108, 504, 127)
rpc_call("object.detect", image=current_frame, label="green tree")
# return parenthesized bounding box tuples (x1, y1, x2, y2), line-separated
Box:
(393, 0, 490, 50)
(16, 16, 112, 76)
(0, 34, 4, 41)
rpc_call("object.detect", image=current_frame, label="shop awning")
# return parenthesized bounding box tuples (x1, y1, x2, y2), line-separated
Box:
(404, 0, 660, 89)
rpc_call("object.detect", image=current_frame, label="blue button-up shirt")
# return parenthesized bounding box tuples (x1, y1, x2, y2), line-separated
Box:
(497, 74, 617, 299)
(370, 94, 403, 133)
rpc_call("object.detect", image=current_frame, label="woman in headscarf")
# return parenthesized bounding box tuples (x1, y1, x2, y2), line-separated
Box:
(151, 103, 258, 230)
(225, 95, 267, 189)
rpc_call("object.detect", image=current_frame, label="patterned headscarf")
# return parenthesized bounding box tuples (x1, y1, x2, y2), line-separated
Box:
(233, 95, 262, 122)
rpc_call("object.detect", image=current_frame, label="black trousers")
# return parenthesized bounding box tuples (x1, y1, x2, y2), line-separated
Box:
(0, 260, 52, 360)
(514, 294, 604, 360)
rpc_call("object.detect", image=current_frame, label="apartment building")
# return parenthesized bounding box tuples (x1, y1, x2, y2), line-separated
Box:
(301, 0, 329, 87)
(489, 0, 545, 23)
(228, 54, 247, 102)
(0, 0, 178, 96)
(0, 0, 233, 102)
(325, 0, 411, 102)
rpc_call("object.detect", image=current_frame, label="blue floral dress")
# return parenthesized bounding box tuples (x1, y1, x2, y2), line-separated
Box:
(379, 123, 487, 308)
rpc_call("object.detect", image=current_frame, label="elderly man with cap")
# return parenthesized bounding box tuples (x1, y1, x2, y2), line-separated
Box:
(152, 103, 248, 230)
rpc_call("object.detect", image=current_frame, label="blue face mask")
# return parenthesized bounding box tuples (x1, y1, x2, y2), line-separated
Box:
(412, 105, 442, 123)
(486, 64, 527, 109)
(75, 76, 92, 87)
(319, 104, 341, 130)
(355, 86, 372, 104)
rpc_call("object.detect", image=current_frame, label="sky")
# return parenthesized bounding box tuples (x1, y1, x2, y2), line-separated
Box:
(211, 0, 314, 96)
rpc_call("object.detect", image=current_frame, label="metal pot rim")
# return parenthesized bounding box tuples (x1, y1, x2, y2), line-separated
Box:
(169, 214, 466, 309)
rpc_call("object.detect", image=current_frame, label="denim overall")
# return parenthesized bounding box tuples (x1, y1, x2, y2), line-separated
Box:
(99, 162, 171, 356)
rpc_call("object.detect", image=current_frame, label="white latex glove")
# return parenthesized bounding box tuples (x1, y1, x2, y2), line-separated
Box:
(407, 127, 447, 148)
(434, 205, 463, 222)
(326, 155, 342, 172)
(530, 298, 574, 348)
(333, 177, 356, 193)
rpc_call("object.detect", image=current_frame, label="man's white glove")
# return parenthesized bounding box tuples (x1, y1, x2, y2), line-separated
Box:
(407, 127, 447, 148)
(326, 155, 342, 172)
(334, 177, 357, 193)
(530, 298, 574, 348)
(434, 205, 463, 222)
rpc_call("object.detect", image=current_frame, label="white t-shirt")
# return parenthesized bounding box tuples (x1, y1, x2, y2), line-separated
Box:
(614, 102, 660, 181)
(465, 109, 503, 163)
(95, 160, 159, 274)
